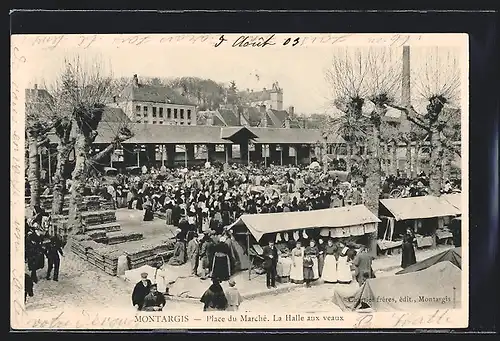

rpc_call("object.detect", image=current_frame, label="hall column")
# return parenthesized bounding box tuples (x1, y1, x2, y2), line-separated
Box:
(281, 144, 290, 165)
(146, 144, 156, 167)
(185, 144, 195, 168)
(253, 143, 263, 163)
(240, 142, 249, 165)
(166, 144, 176, 167)
(224, 144, 233, 164)
(206, 143, 216, 162)
(269, 144, 278, 165)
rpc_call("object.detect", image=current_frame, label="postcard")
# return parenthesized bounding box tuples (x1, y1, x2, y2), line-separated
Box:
(11, 33, 468, 330)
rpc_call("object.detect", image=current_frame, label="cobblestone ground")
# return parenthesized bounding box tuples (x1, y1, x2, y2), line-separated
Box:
(25, 242, 451, 314)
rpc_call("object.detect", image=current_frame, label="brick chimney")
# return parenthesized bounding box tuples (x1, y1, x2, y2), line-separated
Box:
(259, 105, 268, 127)
(402, 46, 411, 106)
(400, 46, 412, 133)
(133, 74, 139, 88)
(206, 111, 214, 126)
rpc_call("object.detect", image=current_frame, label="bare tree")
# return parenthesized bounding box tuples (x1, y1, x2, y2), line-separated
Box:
(324, 47, 401, 215)
(25, 94, 52, 213)
(46, 56, 130, 234)
(389, 47, 461, 195)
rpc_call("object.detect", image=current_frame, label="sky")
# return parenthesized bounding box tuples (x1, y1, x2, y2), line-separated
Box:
(15, 34, 466, 116)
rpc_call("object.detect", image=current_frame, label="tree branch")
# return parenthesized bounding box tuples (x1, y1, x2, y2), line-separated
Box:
(387, 103, 429, 131)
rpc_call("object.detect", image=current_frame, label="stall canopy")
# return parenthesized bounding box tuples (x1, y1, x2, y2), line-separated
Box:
(380, 196, 461, 221)
(439, 193, 462, 211)
(332, 261, 462, 312)
(396, 247, 461, 275)
(228, 205, 381, 242)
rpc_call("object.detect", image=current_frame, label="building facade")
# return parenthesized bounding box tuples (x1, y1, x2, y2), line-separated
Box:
(239, 82, 284, 111)
(115, 74, 197, 126)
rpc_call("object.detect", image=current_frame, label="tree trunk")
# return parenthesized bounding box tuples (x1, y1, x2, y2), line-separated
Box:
(428, 130, 442, 196)
(346, 143, 352, 173)
(67, 134, 90, 235)
(415, 141, 421, 175)
(441, 145, 453, 186)
(51, 141, 71, 214)
(27, 134, 40, 215)
(322, 141, 328, 173)
(364, 126, 381, 215)
(391, 141, 398, 175)
(405, 140, 412, 178)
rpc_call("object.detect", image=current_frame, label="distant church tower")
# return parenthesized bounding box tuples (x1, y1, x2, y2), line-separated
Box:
(269, 82, 283, 110)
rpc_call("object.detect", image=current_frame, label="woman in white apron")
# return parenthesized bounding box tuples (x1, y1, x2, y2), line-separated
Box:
(304, 239, 320, 280)
(321, 239, 338, 283)
(290, 241, 304, 284)
(337, 246, 353, 284)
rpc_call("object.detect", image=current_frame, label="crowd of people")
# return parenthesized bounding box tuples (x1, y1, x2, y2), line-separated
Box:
(24, 160, 459, 310)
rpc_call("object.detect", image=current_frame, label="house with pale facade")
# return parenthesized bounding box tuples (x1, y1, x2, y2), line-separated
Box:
(113, 74, 197, 126)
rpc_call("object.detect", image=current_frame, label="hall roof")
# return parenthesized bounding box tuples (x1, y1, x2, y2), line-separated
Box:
(48, 123, 346, 145)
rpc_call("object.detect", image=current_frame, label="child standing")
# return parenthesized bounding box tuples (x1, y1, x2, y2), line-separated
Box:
(303, 255, 314, 288)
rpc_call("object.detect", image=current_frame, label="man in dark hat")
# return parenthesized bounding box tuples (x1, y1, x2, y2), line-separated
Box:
(262, 239, 279, 289)
(132, 272, 152, 310)
(142, 283, 166, 311)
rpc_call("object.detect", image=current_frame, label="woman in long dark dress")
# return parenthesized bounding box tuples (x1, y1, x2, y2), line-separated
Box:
(211, 236, 231, 281)
(200, 278, 228, 311)
(401, 227, 417, 268)
(143, 196, 154, 221)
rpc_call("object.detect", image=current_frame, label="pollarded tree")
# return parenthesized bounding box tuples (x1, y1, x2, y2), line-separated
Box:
(52, 57, 118, 234)
(390, 47, 461, 195)
(324, 47, 402, 215)
(25, 87, 54, 213)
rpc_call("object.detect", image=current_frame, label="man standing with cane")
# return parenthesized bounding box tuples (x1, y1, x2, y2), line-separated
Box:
(262, 239, 278, 289)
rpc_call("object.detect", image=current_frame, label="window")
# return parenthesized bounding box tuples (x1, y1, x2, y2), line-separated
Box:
(136, 120, 141, 123)
(174, 109, 178, 119)
(143, 106, 148, 117)
(187, 109, 191, 120)
(159, 121, 163, 125)
(152, 107, 157, 117)
(152, 121, 157, 124)
(167, 108, 171, 119)
(136, 105, 141, 112)
(159, 107, 164, 118)
(180, 109, 184, 119)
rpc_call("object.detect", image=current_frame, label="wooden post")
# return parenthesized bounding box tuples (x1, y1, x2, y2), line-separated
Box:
(48, 147, 52, 185)
(161, 145, 165, 167)
(264, 145, 267, 168)
(247, 231, 251, 281)
(295, 146, 298, 166)
(184, 146, 188, 169)
(136, 149, 140, 167)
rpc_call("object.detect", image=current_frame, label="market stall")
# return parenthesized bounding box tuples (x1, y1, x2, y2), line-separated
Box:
(378, 196, 461, 255)
(227, 205, 381, 281)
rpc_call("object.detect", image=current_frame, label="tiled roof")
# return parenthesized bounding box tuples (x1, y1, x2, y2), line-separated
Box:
(242, 107, 263, 127)
(120, 84, 195, 106)
(48, 123, 346, 145)
(220, 127, 258, 140)
(101, 107, 131, 123)
(126, 124, 229, 144)
(218, 108, 241, 126)
(248, 127, 345, 144)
